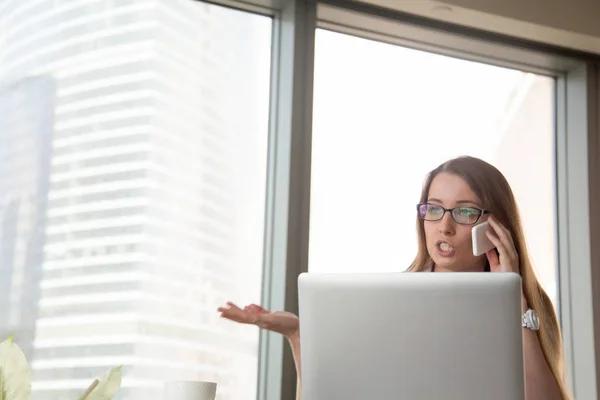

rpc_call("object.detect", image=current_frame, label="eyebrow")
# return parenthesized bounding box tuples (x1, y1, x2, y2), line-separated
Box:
(427, 198, 481, 206)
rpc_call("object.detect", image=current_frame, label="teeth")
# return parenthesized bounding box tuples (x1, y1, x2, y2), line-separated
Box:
(440, 243, 452, 251)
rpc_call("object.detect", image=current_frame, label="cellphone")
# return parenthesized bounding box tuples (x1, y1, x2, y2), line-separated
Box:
(471, 221, 496, 256)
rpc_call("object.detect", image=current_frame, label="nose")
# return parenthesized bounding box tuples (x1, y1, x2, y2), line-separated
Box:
(438, 211, 456, 235)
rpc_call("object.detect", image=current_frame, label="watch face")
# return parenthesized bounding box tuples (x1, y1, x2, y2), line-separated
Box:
(529, 310, 540, 329)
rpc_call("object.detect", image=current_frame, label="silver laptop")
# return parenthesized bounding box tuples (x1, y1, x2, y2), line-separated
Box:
(298, 272, 524, 400)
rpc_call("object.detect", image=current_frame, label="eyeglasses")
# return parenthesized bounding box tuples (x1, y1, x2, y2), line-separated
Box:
(417, 203, 489, 225)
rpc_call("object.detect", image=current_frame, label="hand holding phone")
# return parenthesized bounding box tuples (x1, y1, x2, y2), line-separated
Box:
(471, 221, 496, 256)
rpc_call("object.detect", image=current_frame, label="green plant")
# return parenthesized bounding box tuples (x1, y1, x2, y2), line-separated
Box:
(0, 336, 122, 400)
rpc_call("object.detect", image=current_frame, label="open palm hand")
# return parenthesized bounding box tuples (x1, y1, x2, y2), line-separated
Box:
(218, 302, 299, 338)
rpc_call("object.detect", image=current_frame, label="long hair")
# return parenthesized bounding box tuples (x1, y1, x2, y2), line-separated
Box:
(408, 156, 570, 399)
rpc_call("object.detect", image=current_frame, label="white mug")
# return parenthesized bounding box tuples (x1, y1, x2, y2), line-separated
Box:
(163, 381, 217, 400)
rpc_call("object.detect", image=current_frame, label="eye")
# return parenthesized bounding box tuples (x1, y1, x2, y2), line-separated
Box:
(458, 207, 477, 216)
(427, 205, 444, 215)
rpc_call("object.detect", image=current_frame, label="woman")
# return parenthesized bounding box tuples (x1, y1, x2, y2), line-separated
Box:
(218, 156, 571, 400)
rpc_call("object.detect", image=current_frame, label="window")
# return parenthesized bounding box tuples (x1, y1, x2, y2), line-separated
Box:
(309, 29, 557, 305)
(0, 1, 271, 399)
(3, 0, 599, 398)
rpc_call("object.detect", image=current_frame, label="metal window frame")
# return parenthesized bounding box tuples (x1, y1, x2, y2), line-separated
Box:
(257, 1, 316, 400)
(556, 63, 600, 399)
(201, 0, 600, 398)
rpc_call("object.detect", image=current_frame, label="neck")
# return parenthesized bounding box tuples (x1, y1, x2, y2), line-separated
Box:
(431, 261, 487, 273)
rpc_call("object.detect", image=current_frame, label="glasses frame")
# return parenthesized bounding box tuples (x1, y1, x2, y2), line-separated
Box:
(416, 202, 490, 225)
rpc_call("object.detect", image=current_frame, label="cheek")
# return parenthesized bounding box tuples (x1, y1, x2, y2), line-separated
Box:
(455, 227, 474, 251)
(423, 222, 435, 243)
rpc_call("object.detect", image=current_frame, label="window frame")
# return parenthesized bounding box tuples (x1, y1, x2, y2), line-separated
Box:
(555, 63, 600, 398)
(256, 1, 316, 399)
(203, 0, 600, 398)
(311, 5, 600, 397)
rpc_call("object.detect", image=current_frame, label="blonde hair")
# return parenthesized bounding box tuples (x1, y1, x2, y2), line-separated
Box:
(408, 156, 571, 399)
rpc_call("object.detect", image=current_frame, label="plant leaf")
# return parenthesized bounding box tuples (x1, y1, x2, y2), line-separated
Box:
(81, 366, 122, 400)
(1, 366, 7, 400)
(0, 336, 32, 400)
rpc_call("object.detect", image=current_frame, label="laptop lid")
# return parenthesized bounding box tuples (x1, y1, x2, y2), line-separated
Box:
(298, 272, 524, 400)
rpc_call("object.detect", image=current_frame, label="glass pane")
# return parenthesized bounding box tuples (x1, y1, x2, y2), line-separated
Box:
(310, 29, 557, 305)
(0, 1, 272, 399)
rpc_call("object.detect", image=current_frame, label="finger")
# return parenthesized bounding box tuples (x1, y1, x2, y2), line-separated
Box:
(221, 313, 250, 324)
(227, 302, 250, 316)
(218, 307, 242, 318)
(218, 310, 238, 321)
(486, 248, 500, 269)
(217, 303, 237, 313)
(486, 229, 509, 258)
(487, 217, 517, 259)
(487, 217, 514, 246)
(226, 301, 242, 310)
(246, 304, 258, 311)
(242, 305, 264, 317)
(248, 304, 269, 314)
(218, 303, 251, 323)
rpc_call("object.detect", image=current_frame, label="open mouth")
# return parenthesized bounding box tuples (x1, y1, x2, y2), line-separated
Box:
(436, 241, 455, 256)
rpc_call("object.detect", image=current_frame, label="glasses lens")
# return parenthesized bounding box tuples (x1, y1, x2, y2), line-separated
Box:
(452, 207, 482, 224)
(418, 204, 444, 221)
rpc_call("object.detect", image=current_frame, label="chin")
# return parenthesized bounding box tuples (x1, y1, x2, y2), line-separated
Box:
(430, 255, 462, 271)
(434, 260, 459, 270)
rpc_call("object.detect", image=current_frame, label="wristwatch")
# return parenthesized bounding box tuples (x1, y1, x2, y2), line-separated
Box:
(522, 309, 540, 331)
